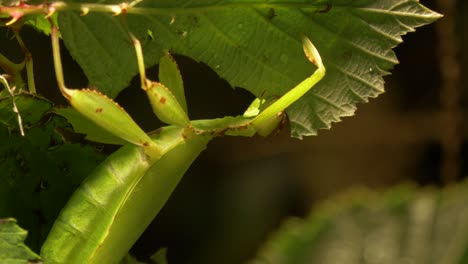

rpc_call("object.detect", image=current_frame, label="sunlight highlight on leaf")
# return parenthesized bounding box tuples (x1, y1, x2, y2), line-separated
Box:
(56, 0, 441, 138)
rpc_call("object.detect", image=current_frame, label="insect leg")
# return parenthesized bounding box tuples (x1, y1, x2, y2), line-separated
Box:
(250, 37, 325, 135)
(50, 24, 160, 156)
(126, 29, 190, 127)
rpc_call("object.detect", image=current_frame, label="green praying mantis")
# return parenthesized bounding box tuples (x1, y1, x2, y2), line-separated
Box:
(39, 16, 326, 263)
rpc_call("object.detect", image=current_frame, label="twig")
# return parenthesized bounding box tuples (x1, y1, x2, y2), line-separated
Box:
(14, 30, 36, 93)
(0, 75, 25, 136)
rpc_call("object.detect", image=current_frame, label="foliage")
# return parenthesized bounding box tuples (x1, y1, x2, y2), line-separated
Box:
(0, 0, 442, 263)
(0, 94, 105, 251)
(55, 0, 441, 138)
(251, 182, 468, 264)
(0, 218, 41, 264)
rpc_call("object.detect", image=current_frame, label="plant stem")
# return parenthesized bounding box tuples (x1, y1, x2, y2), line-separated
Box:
(14, 30, 36, 94)
(0, 75, 24, 135)
(0, 2, 329, 18)
(0, 51, 25, 91)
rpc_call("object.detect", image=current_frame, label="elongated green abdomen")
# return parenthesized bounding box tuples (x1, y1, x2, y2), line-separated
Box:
(41, 141, 151, 263)
(89, 129, 211, 262)
(41, 127, 212, 263)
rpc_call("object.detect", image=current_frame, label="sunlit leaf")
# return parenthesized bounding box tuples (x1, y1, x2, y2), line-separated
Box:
(56, 0, 440, 138)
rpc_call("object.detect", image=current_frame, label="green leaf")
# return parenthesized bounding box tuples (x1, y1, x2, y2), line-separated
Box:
(0, 218, 41, 264)
(0, 94, 106, 251)
(0, 93, 52, 131)
(25, 12, 58, 36)
(56, 0, 440, 138)
(251, 183, 468, 264)
(58, 11, 145, 98)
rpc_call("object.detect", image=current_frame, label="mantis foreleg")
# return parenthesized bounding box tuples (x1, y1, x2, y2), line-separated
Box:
(250, 37, 325, 135)
(190, 36, 326, 137)
(128, 30, 191, 127)
(50, 25, 160, 157)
